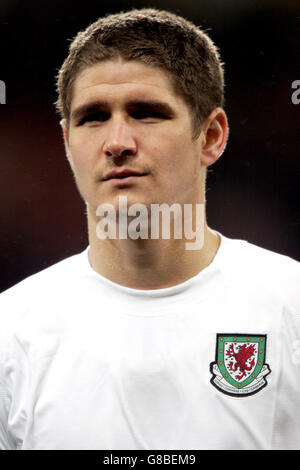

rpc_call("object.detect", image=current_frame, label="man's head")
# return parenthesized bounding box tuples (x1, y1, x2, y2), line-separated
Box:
(56, 8, 228, 229)
(55, 8, 224, 139)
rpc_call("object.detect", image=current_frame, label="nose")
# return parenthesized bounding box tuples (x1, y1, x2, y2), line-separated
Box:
(103, 117, 137, 159)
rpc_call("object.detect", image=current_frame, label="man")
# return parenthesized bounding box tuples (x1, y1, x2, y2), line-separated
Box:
(0, 8, 299, 450)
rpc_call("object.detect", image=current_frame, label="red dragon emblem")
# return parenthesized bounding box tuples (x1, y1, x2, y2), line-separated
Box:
(226, 343, 256, 381)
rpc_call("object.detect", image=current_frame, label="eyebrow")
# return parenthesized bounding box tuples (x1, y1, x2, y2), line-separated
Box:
(71, 99, 176, 122)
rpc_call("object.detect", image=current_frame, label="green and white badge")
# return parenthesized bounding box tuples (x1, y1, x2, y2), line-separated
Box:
(210, 334, 271, 397)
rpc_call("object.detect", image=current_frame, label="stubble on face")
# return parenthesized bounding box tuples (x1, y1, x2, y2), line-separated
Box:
(64, 59, 205, 224)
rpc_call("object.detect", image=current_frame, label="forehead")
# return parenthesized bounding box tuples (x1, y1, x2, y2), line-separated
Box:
(70, 58, 186, 110)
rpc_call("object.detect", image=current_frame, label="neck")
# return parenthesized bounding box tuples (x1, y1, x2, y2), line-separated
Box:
(86, 204, 220, 290)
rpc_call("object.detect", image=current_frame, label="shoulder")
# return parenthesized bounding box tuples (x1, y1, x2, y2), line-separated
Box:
(0, 248, 89, 330)
(218, 234, 300, 311)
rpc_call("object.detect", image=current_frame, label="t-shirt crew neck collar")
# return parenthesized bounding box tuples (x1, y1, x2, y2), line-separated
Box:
(82, 231, 230, 298)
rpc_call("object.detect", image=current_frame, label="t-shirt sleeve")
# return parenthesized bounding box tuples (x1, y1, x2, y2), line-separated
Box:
(0, 346, 15, 450)
(0, 289, 19, 450)
(271, 257, 300, 449)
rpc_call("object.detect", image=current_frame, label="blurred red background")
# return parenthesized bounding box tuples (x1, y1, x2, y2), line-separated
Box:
(0, 0, 299, 292)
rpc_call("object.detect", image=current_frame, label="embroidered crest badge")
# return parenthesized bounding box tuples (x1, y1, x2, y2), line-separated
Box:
(210, 334, 271, 397)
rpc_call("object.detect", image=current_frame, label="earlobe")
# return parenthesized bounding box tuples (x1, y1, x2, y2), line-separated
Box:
(200, 108, 228, 167)
(60, 118, 74, 169)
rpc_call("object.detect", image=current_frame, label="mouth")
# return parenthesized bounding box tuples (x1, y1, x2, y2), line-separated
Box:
(102, 170, 147, 181)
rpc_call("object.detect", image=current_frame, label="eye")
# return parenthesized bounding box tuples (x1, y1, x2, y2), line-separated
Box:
(131, 110, 167, 120)
(78, 112, 110, 125)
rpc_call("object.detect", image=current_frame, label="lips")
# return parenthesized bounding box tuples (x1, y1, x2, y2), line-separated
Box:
(102, 169, 146, 181)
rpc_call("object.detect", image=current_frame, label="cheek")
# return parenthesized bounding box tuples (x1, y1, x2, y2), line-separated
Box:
(69, 134, 96, 176)
(157, 135, 196, 174)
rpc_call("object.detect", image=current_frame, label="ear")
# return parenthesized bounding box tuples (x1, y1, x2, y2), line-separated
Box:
(199, 108, 229, 167)
(60, 118, 74, 171)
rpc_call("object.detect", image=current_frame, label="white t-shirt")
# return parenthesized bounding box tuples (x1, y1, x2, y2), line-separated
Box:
(0, 233, 299, 450)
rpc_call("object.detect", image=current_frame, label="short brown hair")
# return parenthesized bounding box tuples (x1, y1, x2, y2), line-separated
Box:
(55, 8, 224, 138)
